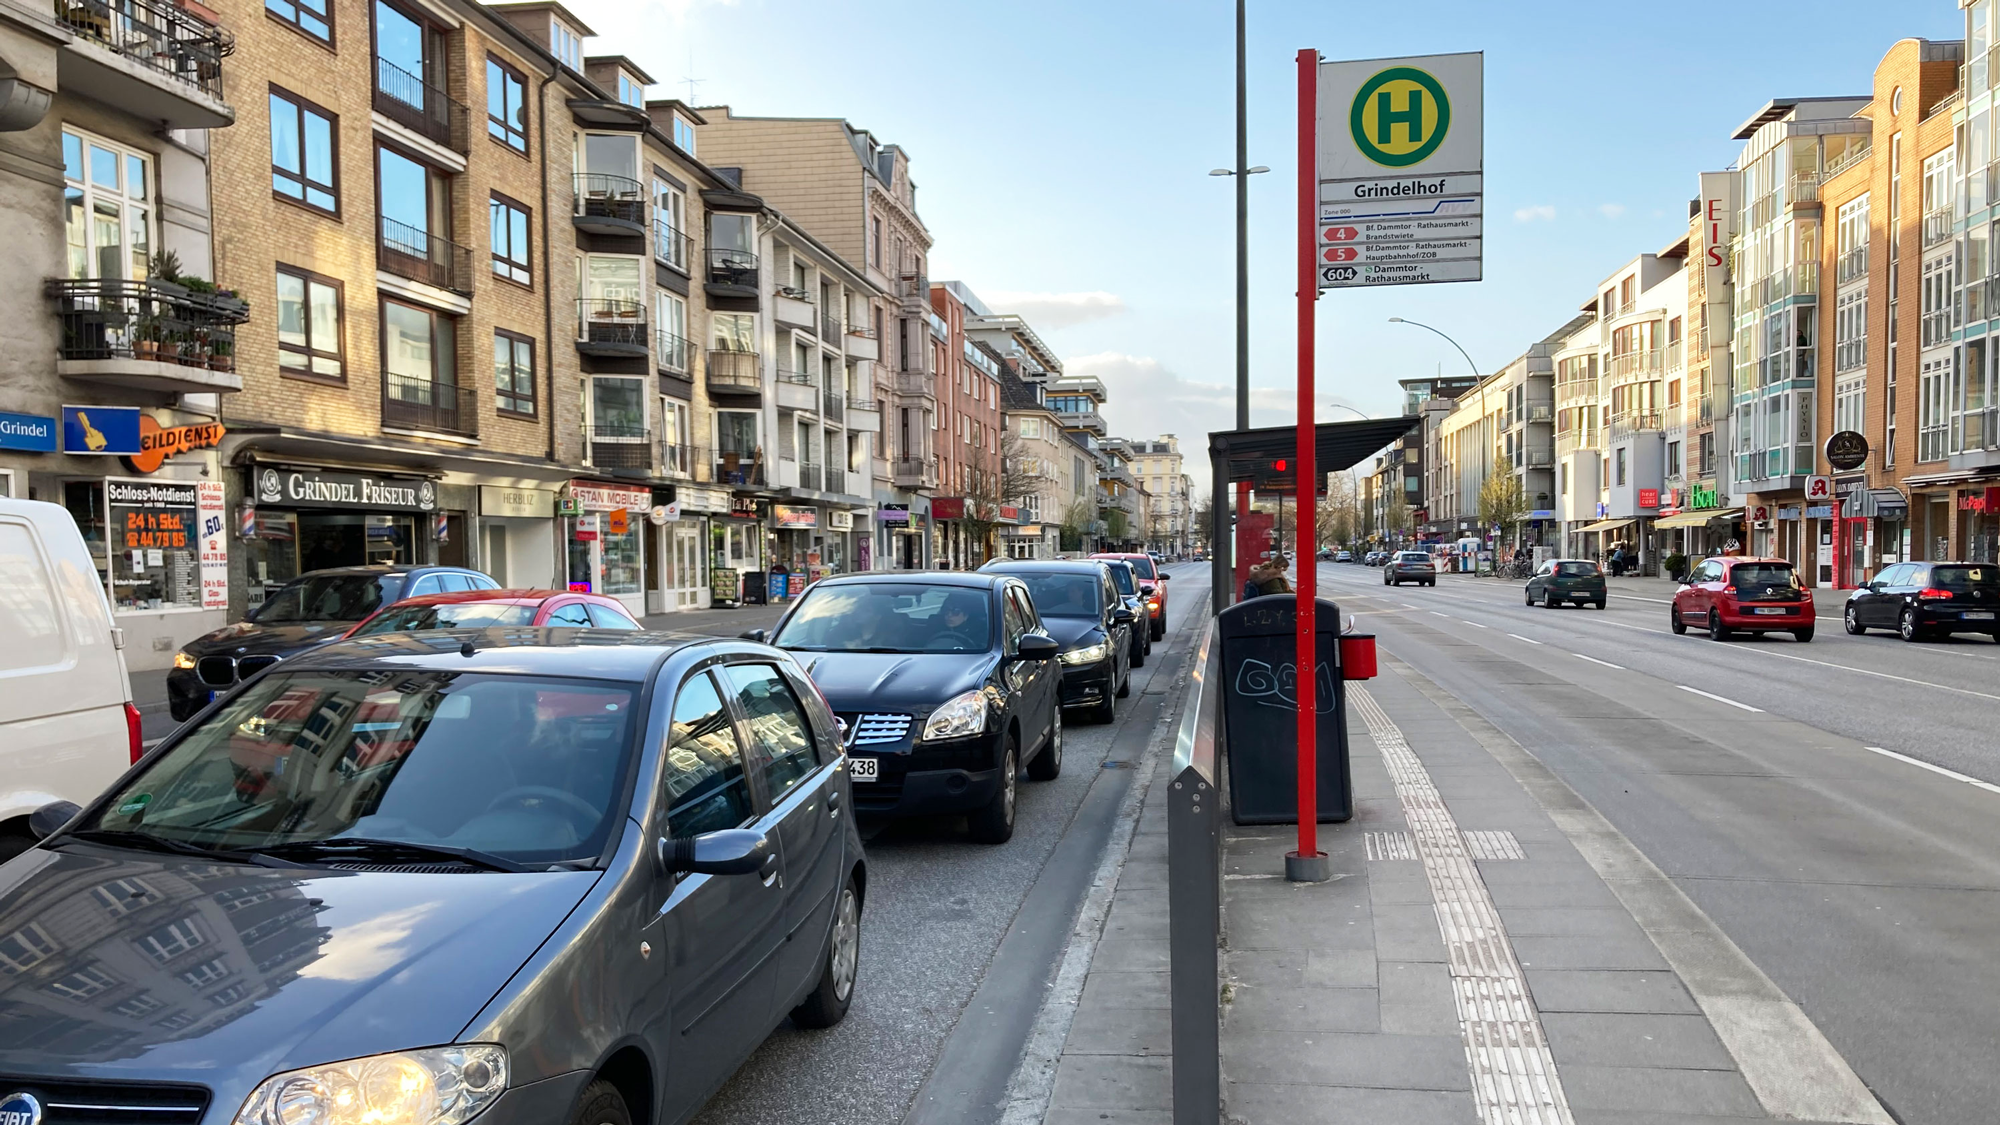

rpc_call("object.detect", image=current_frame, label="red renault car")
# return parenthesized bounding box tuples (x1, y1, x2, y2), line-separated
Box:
(1670, 556, 1815, 642)
(1092, 552, 1168, 639)
(343, 588, 642, 637)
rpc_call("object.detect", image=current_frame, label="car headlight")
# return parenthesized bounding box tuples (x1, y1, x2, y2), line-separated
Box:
(922, 690, 989, 741)
(233, 1046, 507, 1125)
(173, 651, 197, 670)
(1060, 641, 1111, 665)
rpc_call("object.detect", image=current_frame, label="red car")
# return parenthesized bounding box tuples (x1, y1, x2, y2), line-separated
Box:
(1671, 556, 1815, 642)
(1091, 552, 1168, 640)
(342, 588, 642, 638)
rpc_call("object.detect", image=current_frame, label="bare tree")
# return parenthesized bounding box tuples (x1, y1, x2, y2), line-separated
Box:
(963, 429, 1046, 564)
(1477, 472, 1530, 556)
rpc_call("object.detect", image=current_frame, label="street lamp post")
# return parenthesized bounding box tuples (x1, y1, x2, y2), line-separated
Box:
(1389, 316, 1492, 568)
(1210, 19, 1269, 611)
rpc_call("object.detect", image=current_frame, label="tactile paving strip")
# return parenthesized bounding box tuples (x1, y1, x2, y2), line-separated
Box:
(1353, 686, 1574, 1125)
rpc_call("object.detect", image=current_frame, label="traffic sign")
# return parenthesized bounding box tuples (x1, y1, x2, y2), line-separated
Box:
(1321, 237, 1479, 266)
(1321, 215, 1482, 243)
(1320, 259, 1481, 289)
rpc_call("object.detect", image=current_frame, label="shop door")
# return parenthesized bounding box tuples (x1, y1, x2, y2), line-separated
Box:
(674, 526, 704, 608)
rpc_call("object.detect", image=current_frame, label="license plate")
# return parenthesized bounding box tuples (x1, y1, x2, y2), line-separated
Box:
(1752, 607, 1786, 615)
(849, 756, 879, 783)
(1964, 611, 1996, 620)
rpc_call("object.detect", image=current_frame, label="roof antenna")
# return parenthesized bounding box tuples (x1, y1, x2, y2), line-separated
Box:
(460, 639, 477, 658)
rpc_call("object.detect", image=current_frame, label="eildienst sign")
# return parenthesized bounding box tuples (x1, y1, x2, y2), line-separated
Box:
(1316, 52, 1483, 289)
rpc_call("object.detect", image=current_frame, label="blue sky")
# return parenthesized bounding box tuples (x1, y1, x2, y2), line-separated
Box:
(564, 0, 1963, 487)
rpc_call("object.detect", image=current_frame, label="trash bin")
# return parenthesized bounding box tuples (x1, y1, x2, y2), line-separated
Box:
(1217, 594, 1352, 825)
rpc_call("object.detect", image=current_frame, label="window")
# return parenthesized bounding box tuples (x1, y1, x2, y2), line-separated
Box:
(661, 397, 691, 473)
(656, 290, 688, 372)
(580, 132, 638, 181)
(1835, 372, 1865, 436)
(1666, 440, 1682, 477)
(1614, 447, 1627, 486)
(277, 266, 344, 380)
(136, 918, 207, 964)
(711, 310, 755, 353)
(494, 329, 534, 416)
(48, 965, 119, 1001)
(1919, 354, 1950, 461)
(546, 602, 591, 626)
(663, 672, 753, 837)
(550, 20, 581, 70)
(62, 129, 150, 281)
(673, 115, 697, 155)
(485, 57, 526, 151)
(1835, 286, 1868, 373)
(0, 924, 58, 975)
(381, 299, 457, 412)
(91, 878, 159, 917)
(579, 254, 643, 328)
(266, 0, 330, 42)
(269, 89, 337, 213)
(489, 194, 531, 284)
(1922, 254, 1955, 348)
(377, 144, 448, 258)
(721, 663, 820, 802)
(617, 73, 645, 108)
(652, 179, 687, 267)
(178, 958, 229, 990)
(591, 376, 646, 439)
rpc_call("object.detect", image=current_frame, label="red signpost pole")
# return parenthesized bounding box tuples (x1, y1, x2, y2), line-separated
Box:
(1288, 47, 1326, 882)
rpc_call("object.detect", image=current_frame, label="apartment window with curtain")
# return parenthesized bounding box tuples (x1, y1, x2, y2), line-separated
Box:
(486, 57, 527, 151)
(490, 194, 531, 285)
(277, 266, 343, 381)
(270, 88, 338, 213)
(592, 377, 646, 439)
(494, 329, 534, 416)
(62, 129, 150, 281)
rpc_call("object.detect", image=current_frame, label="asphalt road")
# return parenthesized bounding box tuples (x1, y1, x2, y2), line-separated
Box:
(691, 563, 1207, 1125)
(1314, 560, 2000, 1125)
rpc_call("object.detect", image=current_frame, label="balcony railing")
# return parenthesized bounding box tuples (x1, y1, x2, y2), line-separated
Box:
(1608, 349, 1662, 379)
(585, 424, 651, 470)
(373, 56, 466, 153)
(1524, 402, 1554, 423)
(576, 299, 647, 354)
(821, 309, 843, 338)
(573, 173, 645, 232)
(1665, 341, 1684, 370)
(56, 0, 232, 102)
(47, 277, 250, 371)
(798, 463, 822, 492)
(706, 349, 762, 394)
(1922, 308, 1953, 348)
(898, 273, 929, 302)
(823, 392, 844, 424)
(1788, 174, 1820, 205)
(825, 466, 848, 494)
(707, 248, 758, 289)
(661, 442, 693, 478)
(1923, 207, 1953, 249)
(383, 376, 476, 436)
(652, 218, 692, 270)
(378, 215, 473, 294)
(1523, 447, 1554, 469)
(776, 366, 814, 386)
(655, 329, 691, 375)
(893, 457, 936, 487)
(1819, 142, 1872, 184)
(1836, 246, 1869, 285)
(1607, 413, 1664, 442)
(713, 448, 765, 487)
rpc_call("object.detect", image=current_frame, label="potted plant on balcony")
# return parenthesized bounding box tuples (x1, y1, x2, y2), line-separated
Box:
(147, 250, 189, 301)
(206, 332, 234, 372)
(133, 315, 162, 361)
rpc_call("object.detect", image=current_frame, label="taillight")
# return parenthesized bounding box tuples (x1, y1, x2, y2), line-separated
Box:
(1919, 588, 1955, 600)
(125, 702, 145, 764)
(1721, 585, 1736, 596)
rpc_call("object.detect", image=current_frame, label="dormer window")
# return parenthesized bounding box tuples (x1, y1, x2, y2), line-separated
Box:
(551, 21, 581, 69)
(673, 115, 696, 154)
(617, 73, 644, 108)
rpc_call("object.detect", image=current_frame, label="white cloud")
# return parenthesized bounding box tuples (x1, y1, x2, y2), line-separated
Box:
(1513, 205, 1556, 223)
(979, 290, 1128, 329)
(1598, 203, 1627, 219)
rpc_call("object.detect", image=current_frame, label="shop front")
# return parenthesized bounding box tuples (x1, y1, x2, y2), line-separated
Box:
(564, 480, 652, 618)
(1958, 484, 2000, 563)
(477, 484, 558, 589)
(654, 484, 728, 613)
(876, 503, 928, 569)
(710, 496, 767, 605)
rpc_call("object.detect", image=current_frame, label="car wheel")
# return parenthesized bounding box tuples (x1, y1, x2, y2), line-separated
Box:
(1844, 605, 1866, 635)
(1151, 619, 1165, 642)
(1900, 606, 1925, 643)
(1130, 638, 1146, 668)
(1427, 580, 1436, 587)
(567, 1081, 630, 1125)
(1670, 606, 1687, 635)
(1544, 590, 1559, 609)
(1028, 708, 1063, 781)
(1708, 613, 1731, 642)
(1593, 599, 1607, 610)
(1793, 627, 1815, 643)
(1525, 588, 1535, 606)
(790, 878, 861, 1029)
(968, 739, 1018, 844)
(1090, 683, 1116, 724)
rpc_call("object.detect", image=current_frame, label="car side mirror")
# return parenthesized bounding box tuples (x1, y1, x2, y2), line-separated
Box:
(1113, 607, 1137, 624)
(29, 800, 82, 840)
(738, 628, 769, 643)
(1156, 573, 1170, 581)
(1016, 634, 1060, 661)
(658, 829, 771, 876)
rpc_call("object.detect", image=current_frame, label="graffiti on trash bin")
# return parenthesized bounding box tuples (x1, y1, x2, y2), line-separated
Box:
(1233, 657, 1336, 714)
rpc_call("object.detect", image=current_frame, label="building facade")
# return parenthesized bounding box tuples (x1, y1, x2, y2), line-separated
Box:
(1131, 436, 1190, 555)
(928, 281, 1004, 568)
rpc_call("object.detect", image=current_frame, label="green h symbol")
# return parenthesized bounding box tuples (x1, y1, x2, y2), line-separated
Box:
(1375, 87, 1425, 145)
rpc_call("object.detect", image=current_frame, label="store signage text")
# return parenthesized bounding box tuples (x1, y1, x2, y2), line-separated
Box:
(568, 481, 651, 513)
(773, 505, 818, 529)
(258, 467, 437, 511)
(1959, 487, 2000, 512)
(0, 411, 57, 453)
(1686, 484, 1719, 511)
(127, 416, 225, 474)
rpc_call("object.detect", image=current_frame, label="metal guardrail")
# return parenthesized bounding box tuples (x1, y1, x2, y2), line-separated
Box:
(57, 0, 231, 101)
(707, 248, 758, 288)
(374, 56, 466, 152)
(1169, 618, 1221, 1125)
(574, 173, 645, 228)
(585, 424, 651, 470)
(652, 218, 691, 270)
(1923, 208, 1953, 249)
(47, 277, 249, 368)
(383, 376, 476, 436)
(378, 215, 472, 294)
(656, 329, 691, 374)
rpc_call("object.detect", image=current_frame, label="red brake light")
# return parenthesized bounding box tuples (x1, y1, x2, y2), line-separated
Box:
(125, 702, 145, 764)
(1919, 588, 1955, 600)
(1721, 585, 1736, 596)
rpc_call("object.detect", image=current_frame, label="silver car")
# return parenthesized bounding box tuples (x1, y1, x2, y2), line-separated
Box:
(1385, 550, 1438, 587)
(0, 629, 865, 1125)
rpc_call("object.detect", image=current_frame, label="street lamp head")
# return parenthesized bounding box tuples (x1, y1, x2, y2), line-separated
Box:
(1209, 169, 1232, 176)
(1246, 166, 1271, 174)
(1387, 317, 1404, 323)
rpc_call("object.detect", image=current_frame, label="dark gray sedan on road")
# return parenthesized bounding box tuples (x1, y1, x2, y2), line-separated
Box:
(0, 629, 864, 1125)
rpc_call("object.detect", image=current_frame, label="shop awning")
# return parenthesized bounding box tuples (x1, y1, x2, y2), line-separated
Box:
(1576, 518, 1635, 536)
(1655, 508, 1742, 529)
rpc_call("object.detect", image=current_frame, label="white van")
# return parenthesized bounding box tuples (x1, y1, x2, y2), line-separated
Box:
(0, 497, 139, 859)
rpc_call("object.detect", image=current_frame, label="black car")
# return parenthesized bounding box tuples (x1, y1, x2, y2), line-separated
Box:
(1844, 561, 2000, 641)
(981, 560, 1135, 725)
(1095, 557, 1152, 668)
(168, 565, 499, 720)
(761, 573, 1062, 845)
(4, 628, 865, 1125)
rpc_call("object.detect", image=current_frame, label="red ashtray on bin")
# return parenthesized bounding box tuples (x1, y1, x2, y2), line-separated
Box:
(1339, 633, 1377, 680)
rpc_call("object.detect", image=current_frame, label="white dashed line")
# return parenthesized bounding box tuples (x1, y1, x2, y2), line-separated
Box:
(1573, 653, 1624, 669)
(1505, 633, 1543, 645)
(1676, 685, 1763, 712)
(1740, 645, 2000, 704)
(1431, 612, 1452, 619)
(1863, 746, 2000, 796)
(1402, 603, 1422, 609)
(1462, 620, 1489, 628)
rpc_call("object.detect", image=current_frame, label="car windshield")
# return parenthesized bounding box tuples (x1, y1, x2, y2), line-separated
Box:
(1018, 574, 1103, 619)
(351, 601, 537, 635)
(252, 575, 398, 623)
(84, 671, 637, 865)
(1106, 565, 1137, 595)
(1931, 565, 1999, 591)
(1556, 562, 1600, 577)
(774, 583, 993, 653)
(1125, 556, 1157, 579)
(1732, 564, 1800, 589)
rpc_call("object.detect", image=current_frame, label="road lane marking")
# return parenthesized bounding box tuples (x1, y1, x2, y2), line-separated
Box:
(1863, 746, 2000, 797)
(1402, 602, 1422, 609)
(1742, 645, 2000, 702)
(1506, 633, 1544, 645)
(1431, 612, 1453, 619)
(1574, 653, 1624, 669)
(1677, 685, 1763, 712)
(1462, 620, 1489, 628)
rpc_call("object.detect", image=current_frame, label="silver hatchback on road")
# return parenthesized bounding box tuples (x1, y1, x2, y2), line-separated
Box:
(1384, 551, 1438, 587)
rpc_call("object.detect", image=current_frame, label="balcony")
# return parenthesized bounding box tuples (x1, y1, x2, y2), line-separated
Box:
(893, 457, 938, 488)
(1607, 413, 1664, 442)
(706, 248, 758, 295)
(47, 278, 250, 395)
(893, 368, 933, 397)
(798, 464, 823, 492)
(373, 57, 466, 153)
(1665, 341, 1684, 370)
(655, 330, 692, 376)
(845, 326, 879, 362)
(383, 376, 476, 437)
(824, 466, 848, 495)
(586, 424, 651, 471)
(821, 309, 843, 339)
(652, 218, 691, 272)
(775, 368, 817, 411)
(573, 174, 646, 236)
(1836, 246, 1869, 285)
(56, 0, 233, 126)
(1608, 350, 1662, 380)
(575, 299, 648, 357)
(1057, 408, 1107, 435)
(823, 392, 844, 425)
(775, 290, 817, 332)
(378, 216, 473, 295)
(660, 442, 693, 479)
(845, 397, 881, 433)
(1923, 208, 1953, 250)
(707, 350, 762, 398)
(1523, 446, 1555, 469)
(713, 448, 766, 487)
(897, 273, 929, 308)
(1524, 402, 1554, 424)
